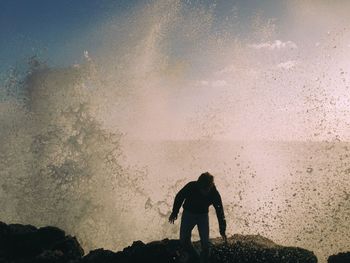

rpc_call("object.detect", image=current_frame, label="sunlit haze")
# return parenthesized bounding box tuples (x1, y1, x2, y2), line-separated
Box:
(0, 1, 349, 263)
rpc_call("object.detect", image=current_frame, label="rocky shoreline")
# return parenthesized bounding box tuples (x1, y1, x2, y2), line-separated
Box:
(0, 221, 348, 263)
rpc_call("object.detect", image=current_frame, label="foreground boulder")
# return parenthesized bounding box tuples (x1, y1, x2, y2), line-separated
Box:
(328, 252, 350, 263)
(207, 234, 317, 263)
(0, 221, 84, 263)
(0, 221, 319, 263)
(82, 235, 318, 263)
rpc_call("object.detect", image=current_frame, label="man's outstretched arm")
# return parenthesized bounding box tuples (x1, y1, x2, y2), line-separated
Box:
(213, 190, 227, 241)
(169, 182, 191, 223)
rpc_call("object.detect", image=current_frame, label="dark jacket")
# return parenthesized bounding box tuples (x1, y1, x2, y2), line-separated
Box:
(171, 181, 226, 233)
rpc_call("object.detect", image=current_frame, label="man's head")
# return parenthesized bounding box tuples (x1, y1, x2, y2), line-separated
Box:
(197, 172, 214, 195)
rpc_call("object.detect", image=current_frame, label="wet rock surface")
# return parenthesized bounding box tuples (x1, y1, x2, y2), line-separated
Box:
(0, 221, 83, 263)
(206, 235, 317, 263)
(328, 252, 350, 263)
(0, 221, 327, 263)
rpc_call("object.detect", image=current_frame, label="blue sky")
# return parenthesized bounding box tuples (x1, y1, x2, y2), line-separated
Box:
(2, 0, 349, 73)
(0, 0, 140, 71)
(0, 0, 291, 73)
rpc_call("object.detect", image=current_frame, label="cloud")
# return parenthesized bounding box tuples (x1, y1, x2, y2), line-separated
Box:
(215, 64, 259, 77)
(199, 80, 209, 86)
(216, 65, 236, 75)
(277, 60, 298, 69)
(248, 40, 297, 50)
(211, 80, 227, 87)
(196, 79, 227, 87)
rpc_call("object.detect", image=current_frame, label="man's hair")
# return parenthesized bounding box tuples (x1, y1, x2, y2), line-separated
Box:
(197, 172, 214, 188)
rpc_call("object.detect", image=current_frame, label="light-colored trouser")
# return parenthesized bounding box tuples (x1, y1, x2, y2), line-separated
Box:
(180, 210, 209, 259)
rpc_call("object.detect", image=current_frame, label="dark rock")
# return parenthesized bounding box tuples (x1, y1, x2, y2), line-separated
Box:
(207, 234, 318, 263)
(0, 222, 9, 258)
(328, 252, 350, 263)
(51, 235, 84, 261)
(35, 249, 66, 263)
(81, 248, 123, 263)
(125, 239, 181, 263)
(0, 221, 83, 263)
(6, 223, 42, 259)
(0, 221, 322, 263)
(37, 226, 66, 249)
(82, 235, 317, 263)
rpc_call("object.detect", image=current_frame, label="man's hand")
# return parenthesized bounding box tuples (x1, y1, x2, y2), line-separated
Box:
(221, 233, 227, 244)
(220, 230, 227, 244)
(168, 212, 177, 224)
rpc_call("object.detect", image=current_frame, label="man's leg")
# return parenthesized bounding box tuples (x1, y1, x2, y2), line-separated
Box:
(180, 210, 199, 261)
(197, 213, 209, 263)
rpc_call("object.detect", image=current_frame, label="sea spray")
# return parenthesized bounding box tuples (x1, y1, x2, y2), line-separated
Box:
(0, 1, 350, 263)
(0, 60, 149, 250)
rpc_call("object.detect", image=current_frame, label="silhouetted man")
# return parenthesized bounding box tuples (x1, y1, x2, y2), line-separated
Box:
(169, 172, 226, 263)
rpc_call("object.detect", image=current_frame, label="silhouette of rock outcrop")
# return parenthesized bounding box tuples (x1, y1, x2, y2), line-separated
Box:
(0, 221, 322, 263)
(0, 221, 83, 263)
(207, 234, 317, 263)
(328, 252, 350, 263)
